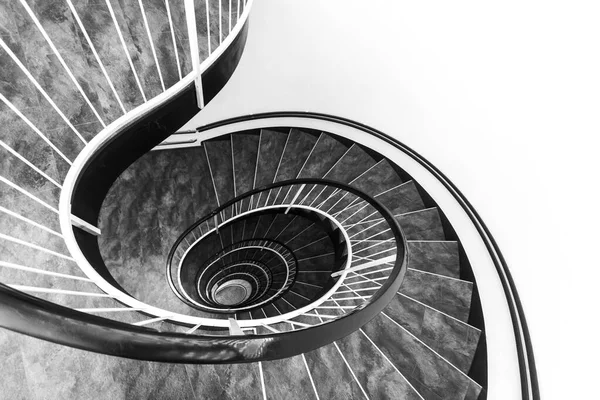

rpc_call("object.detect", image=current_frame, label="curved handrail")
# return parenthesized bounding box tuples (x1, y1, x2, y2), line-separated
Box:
(51, 1, 254, 330)
(167, 188, 347, 308)
(181, 112, 539, 400)
(188, 239, 297, 312)
(0, 177, 407, 363)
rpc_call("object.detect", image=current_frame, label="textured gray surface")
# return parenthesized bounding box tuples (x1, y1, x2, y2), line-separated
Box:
(407, 241, 461, 278)
(362, 313, 481, 400)
(1, 126, 485, 399)
(324, 144, 378, 183)
(336, 329, 424, 400)
(397, 208, 446, 240)
(400, 269, 473, 322)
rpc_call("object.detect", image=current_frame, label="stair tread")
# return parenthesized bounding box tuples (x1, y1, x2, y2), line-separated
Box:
(350, 159, 404, 198)
(297, 132, 350, 179)
(112, 0, 164, 99)
(298, 132, 347, 178)
(5, 330, 198, 399)
(204, 138, 235, 207)
(377, 180, 426, 216)
(336, 328, 425, 400)
(261, 324, 318, 399)
(255, 129, 288, 188)
(291, 316, 368, 399)
(400, 269, 473, 322)
(363, 312, 481, 400)
(274, 128, 320, 182)
(324, 144, 378, 183)
(396, 208, 446, 241)
(385, 294, 481, 374)
(407, 241, 461, 278)
(186, 363, 263, 400)
(232, 132, 260, 196)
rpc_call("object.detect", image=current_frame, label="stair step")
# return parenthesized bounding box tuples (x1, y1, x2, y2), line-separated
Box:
(407, 241, 461, 278)
(112, 0, 164, 99)
(274, 128, 320, 182)
(363, 312, 482, 400)
(323, 144, 378, 183)
(376, 180, 426, 216)
(297, 132, 350, 179)
(260, 324, 319, 399)
(396, 208, 446, 240)
(384, 294, 481, 374)
(336, 328, 426, 400)
(186, 363, 264, 400)
(400, 269, 473, 322)
(287, 280, 322, 300)
(232, 131, 260, 197)
(255, 128, 289, 188)
(292, 316, 368, 399)
(9, 329, 198, 399)
(204, 138, 235, 207)
(350, 158, 405, 199)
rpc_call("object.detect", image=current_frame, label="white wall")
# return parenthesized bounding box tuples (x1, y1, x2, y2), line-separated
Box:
(183, 1, 600, 398)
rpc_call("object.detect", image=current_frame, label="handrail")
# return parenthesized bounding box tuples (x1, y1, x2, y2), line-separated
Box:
(183, 112, 539, 400)
(181, 238, 297, 312)
(166, 185, 344, 307)
(167, 178, 399, 327)
(0, 177, 407, 363)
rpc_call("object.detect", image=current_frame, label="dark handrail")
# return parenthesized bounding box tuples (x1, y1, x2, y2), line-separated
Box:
(0, 178, 407, 364)
(189, 239, 297, 311)
(183, 112, 539, 400)
(167, 185, 347, 308)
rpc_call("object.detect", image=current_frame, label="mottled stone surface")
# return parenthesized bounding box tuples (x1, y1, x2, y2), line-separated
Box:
(0, 1, 106, 142)
(185, 363, 263, 400)
(31, 0, 124, 123)
(262, 348, 315, 399)
(300, 339, 365, 399)
(70, 0, 145, 111)
(397, 208, 446, 240)
(400, 269, 473, 322)
(254, 129, 288, 188)
(362, 313, 480, 400)
(0, 331, 199, 400)
(231, 132, 260, 195)
(0, 329, 32, 400)
(165, 0, 192, 76)
(193, 0, 210, 61)
(351, 159, 404, 197)
(111, 0, 163, 99)
(273, 128, 319, 182)
(98, 147, 226, 316)
(407, 241, 461, 278)
(384, 294, 480, 374)
(377, 180, 426, 216)
(323, 144, 377, 183)
(337, 329, 424, 400)
(0, 34, 86, 163)
(204, 137, 235, 206)
(140, 0, 181, 89)
(297, 132, 349, 179)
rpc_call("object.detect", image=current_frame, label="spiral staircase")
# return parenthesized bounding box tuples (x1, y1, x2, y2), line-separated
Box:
(0, 1, 537, 399)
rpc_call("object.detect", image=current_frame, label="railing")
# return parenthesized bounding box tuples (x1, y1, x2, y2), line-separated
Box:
(0, 178, 407, 362)
(202, 259, 273, 309)
(169, 238, 297, 312)
(172, 112, 539, 399)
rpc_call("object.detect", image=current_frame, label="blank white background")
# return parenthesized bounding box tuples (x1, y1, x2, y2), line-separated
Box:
(183, 1, 600, 397)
